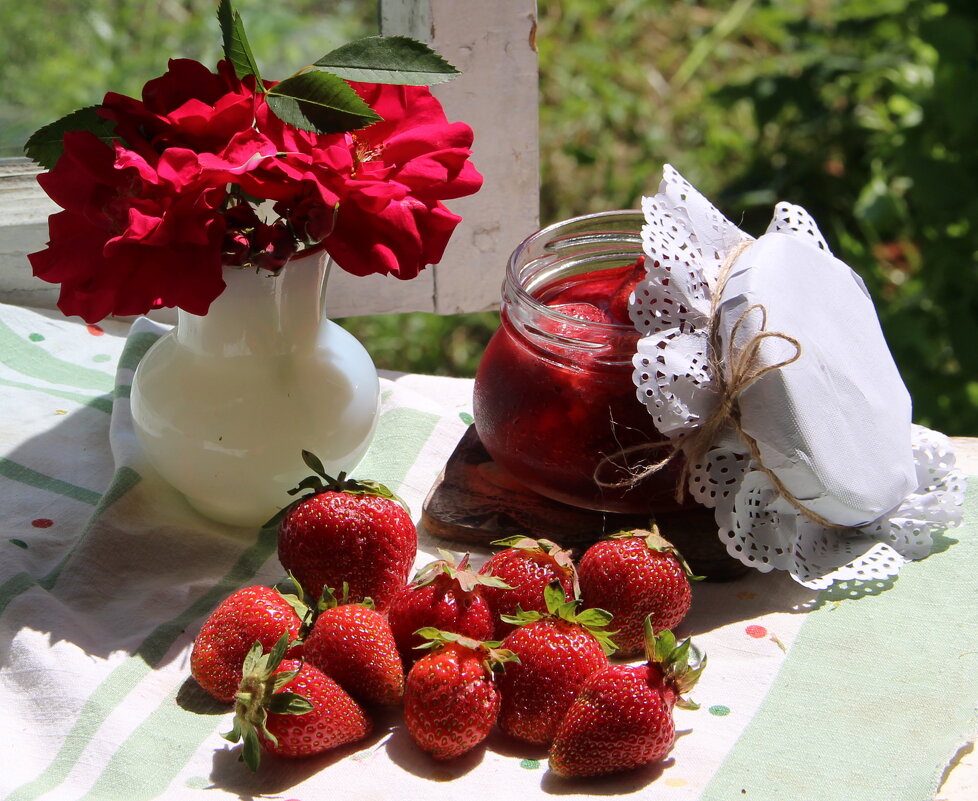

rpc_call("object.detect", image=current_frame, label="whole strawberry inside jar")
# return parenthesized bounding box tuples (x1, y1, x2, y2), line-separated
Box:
(473, 211, 691, 515)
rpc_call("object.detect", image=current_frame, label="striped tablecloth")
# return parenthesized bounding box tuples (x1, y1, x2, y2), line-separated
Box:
(1, 301, 976, 801)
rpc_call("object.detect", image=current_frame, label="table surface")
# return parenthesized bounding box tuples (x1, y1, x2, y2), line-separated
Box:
(1, 304, 976, 801)
(937, 437, 978, 800)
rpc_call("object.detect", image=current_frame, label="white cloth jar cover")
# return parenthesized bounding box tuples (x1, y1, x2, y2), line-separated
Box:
(629, 165, 966, 588)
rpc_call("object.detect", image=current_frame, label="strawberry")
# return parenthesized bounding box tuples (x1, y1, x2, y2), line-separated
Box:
(577, 527, 697, 656)
(550, 302, 613, 324)
(190, 581, 309, 703)
(302, 585, 404, 706)
(387, 550, 507, 665)
(550, 303, 613, 330)
(604, 257, 647, 324)
(549, 621, 706, 778)
(496, 583, 615, 745)
(538, 257, 646, 325)
(477, 537, 577, 639)
(404, 629, 518, 760)
(274, 451, 416, 611)
(222, 634, 372, 771)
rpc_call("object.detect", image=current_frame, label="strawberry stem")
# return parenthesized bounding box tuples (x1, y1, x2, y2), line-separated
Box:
(222, 632, 312, 771)
(643, 618, 706, 709)
(262, 450, 409, 529)
(500, 581, 618, 655)
(413, 628, 520, 675)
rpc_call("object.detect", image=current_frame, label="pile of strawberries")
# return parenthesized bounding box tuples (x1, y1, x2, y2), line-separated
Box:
(189, 451, 705, 778)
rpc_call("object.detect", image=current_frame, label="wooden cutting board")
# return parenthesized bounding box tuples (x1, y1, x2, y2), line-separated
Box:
(420, 425, 748, 580)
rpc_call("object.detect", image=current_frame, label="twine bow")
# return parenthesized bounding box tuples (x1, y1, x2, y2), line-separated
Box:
(595, 241, 849, 530)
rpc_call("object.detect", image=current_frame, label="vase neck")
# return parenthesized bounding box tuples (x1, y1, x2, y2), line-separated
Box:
(175, 250, 328, 357)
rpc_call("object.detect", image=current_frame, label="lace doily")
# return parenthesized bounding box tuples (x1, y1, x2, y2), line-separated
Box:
(630, 165, 967, 588)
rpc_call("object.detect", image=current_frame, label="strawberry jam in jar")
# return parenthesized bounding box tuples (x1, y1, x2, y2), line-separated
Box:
(473, 211, 689, 514)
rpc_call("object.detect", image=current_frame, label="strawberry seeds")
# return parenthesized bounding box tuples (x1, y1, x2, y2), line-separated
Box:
(187, 458, 705, 780)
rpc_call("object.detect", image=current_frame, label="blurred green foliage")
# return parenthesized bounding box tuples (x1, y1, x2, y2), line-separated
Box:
(537, 0, 978, 434)
(337, 311, 500, 378)
(0, 0, 377, 157)
(2, 1, 975, 432)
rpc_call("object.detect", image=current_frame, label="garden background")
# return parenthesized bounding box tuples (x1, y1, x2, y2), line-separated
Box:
(1, 0, 974, 435)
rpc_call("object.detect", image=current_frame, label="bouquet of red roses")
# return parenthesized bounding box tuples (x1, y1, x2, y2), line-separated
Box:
(25, 0, 483, 324)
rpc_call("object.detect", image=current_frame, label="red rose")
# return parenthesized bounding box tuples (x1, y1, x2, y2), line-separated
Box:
(100, 59, 259, 157)
(322, 83, 483, 279)
(247, 98, 352, 233)
(349, 82, 484, 202)
(252, 220, 299, 273)
(325, 186, 463, 280)
(29, 131, 227, 323)
(29, 55, 484, 319)
(196, 127, 296, 196)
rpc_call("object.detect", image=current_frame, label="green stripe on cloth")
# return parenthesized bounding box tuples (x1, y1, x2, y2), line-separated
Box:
(0, 467, 141, 619)
(117, 331, 162, 374)
(0, 573, 38, 618)
(701, 485, 978, 801)
(0, 459, 102, 506)
(132, 529, 277, 668)
(38, 467, 143, 591)
(3, 658, 154, 801)
(0, 377, 113, 413)
(354, 407, 442, 494)
(0, 318, 115, 392)
(4, 524, 280, 801)
(5, 406, 440, 801)
(69, 406, 443, 801)
(114, 330, 163, 403)
(79, 684, 220, 801)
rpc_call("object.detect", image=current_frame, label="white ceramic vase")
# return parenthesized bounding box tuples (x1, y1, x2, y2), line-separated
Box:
(130, 249, 380, 527)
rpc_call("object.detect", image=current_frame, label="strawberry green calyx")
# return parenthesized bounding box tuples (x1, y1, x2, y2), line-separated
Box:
(644, 617, 706, 710)
(490, 536, 580, 597)
(490, 536, 574, 572)
(264, 449, 409, 527)
(413, 627, 519, 674)
(295, 450, 406, 505)
(223, 632, 311, 772)
(610, 525, 704, 582)
(272, 573, 314, 628)
(411, 550, 512, 594)
(317, 582, 375, 612)
(501, 581, 618, 656)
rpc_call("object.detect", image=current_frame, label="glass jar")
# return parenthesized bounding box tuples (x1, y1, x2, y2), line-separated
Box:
(473, 210, 690, 515)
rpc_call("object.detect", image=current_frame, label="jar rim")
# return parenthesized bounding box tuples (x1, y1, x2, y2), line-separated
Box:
(505, 210, 644, 332)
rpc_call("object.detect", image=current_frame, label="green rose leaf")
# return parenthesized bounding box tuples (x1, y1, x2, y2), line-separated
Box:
(217, 0, 262, 85)
(314, 35, 459, 86)
(24, 106, 116, 170)
(266, 71, 382, 135)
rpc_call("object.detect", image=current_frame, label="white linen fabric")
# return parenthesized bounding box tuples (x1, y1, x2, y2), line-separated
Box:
(0, 302, 976, 801)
